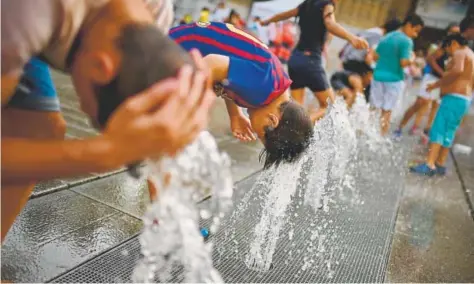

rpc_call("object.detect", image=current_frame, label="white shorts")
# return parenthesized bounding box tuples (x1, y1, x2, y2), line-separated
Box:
(370, 80, 405, 111)
(418, 73, 440, 100)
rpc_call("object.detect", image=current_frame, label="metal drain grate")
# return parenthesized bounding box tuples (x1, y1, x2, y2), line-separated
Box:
(51, 147, 405, 283)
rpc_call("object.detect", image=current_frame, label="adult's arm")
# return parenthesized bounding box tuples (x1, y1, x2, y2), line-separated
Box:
(3, 61, 216, 185)
(323, 4, 355, 43)
(431, 51, 465, 89)
(261, 8, 299, 26)
(426, 47, 445, 77)
(1, 137, 120, 184)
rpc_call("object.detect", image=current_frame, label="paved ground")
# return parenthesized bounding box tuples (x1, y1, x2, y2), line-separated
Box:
(2, 34, 474, 282)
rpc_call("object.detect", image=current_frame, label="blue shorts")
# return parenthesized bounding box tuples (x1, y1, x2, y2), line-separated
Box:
(7, 57, 60, 112)
(430, 94, 471, 148)
(288, 49, 329, 92)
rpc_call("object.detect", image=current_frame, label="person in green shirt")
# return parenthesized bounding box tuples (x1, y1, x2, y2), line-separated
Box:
(370, 14, 424, 135)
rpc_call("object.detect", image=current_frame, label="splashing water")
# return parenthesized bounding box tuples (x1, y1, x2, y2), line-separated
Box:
(242, 96, 389, 275)
(132, 131, 233, 283)
(245, 159, 306, 271)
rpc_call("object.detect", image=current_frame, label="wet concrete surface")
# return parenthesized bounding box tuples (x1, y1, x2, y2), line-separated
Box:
(385, 95, 474, 282)
(1, 190, 142, 283)
(452, 114, 474, 214)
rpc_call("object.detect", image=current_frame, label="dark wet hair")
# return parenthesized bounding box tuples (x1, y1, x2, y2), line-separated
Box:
(403, 14, 424, 28)
(442, 33, 469, 48)
(95, 23, 194, 127)
(460, 15, 474, 33)
(383, 19, 402, 33)
(259, 101, 314, 169)
(202, 7, 210, 12)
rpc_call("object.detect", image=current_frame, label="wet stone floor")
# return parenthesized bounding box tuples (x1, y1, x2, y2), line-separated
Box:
(2, 64, 474, 283)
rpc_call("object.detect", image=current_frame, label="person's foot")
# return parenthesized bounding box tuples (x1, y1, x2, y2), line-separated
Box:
(409, 126, 419, 135)
(435, 164, 447, 176)
(410, 163, 436, 176)
(393, 129, 403, 141)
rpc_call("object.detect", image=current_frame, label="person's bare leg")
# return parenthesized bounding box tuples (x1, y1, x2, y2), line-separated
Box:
(435, 147, 450, 167)
(425, 100, 439, 131)
(380, 110, 392, 135)
(426, 143, 442, 168)
(291, 88, 306, 105)
(1, 109, 66, 243)
(309, 88, 335, 123)
(398, 97, 427, 130)
(148, 179, 158, 201)
(413, 98, 430, 129)
(339, 89, 356, 108)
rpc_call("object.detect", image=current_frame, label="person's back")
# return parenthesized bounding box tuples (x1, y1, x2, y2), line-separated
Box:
(296, 0, 332, 53)
(169, 21, 291, 108)
(374, 31, 413, 82)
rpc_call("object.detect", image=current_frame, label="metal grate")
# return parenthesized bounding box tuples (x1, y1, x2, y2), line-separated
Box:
(51, 147, 405, 283)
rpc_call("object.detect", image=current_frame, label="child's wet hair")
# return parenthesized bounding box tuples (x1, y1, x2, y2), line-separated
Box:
(259, 101, 314, 169)
(95, 23, 195, 127)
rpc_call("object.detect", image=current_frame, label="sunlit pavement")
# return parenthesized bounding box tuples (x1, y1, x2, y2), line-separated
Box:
(2, 41, 474, 282)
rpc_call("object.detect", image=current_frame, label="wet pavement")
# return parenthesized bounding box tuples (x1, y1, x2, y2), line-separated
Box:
(3, 38, 474, 282)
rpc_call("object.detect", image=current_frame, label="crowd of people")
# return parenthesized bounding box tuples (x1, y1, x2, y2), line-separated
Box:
(1, 0, 474, 253)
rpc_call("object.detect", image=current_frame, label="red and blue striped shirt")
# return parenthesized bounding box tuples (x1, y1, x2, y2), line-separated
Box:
(169, 22, 292, 108)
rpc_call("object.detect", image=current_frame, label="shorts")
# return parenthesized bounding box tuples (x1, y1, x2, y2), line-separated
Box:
(288, 49, 329, 92)
(418, 73, 440, 101)
(330, 75, 349, 92)
(7, 57, 60, 112)
(369, 80, 405, 111)
(430, 94, 471, 148)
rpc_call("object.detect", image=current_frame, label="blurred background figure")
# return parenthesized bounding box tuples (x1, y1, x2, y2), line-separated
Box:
(199, 7, 210, 22)
(211, 1, 231, 22)
(179, 13, 193, 25)
(248, 16, 270, 45)
(226, 9, 245, 29)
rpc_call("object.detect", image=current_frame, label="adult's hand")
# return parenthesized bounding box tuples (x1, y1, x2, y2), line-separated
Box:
(103, 63, 215, 165)
(350, 36, 369, 50)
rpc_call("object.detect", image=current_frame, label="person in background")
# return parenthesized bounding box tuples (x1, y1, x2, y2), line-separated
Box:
(410, 34, 474, 176)
(460, 14, 474, 40)
(394, 23, 460, 139)
(261, 0, 368, 123)
(248, 16, 270, 45)
(199, 7, 210, 22)
(330, 61, 373, 107)
(226, 9, 245, 29)
(274, 21, 296, 64)
(179, 14, 193, 25)
(339, 19, 402, 101)
(212, 1, 231, 23)
(370, 14, 424, 135)
(340, 19, 402, 71)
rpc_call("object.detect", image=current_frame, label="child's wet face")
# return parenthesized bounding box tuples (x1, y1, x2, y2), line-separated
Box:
(248, 107, 280, 143)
